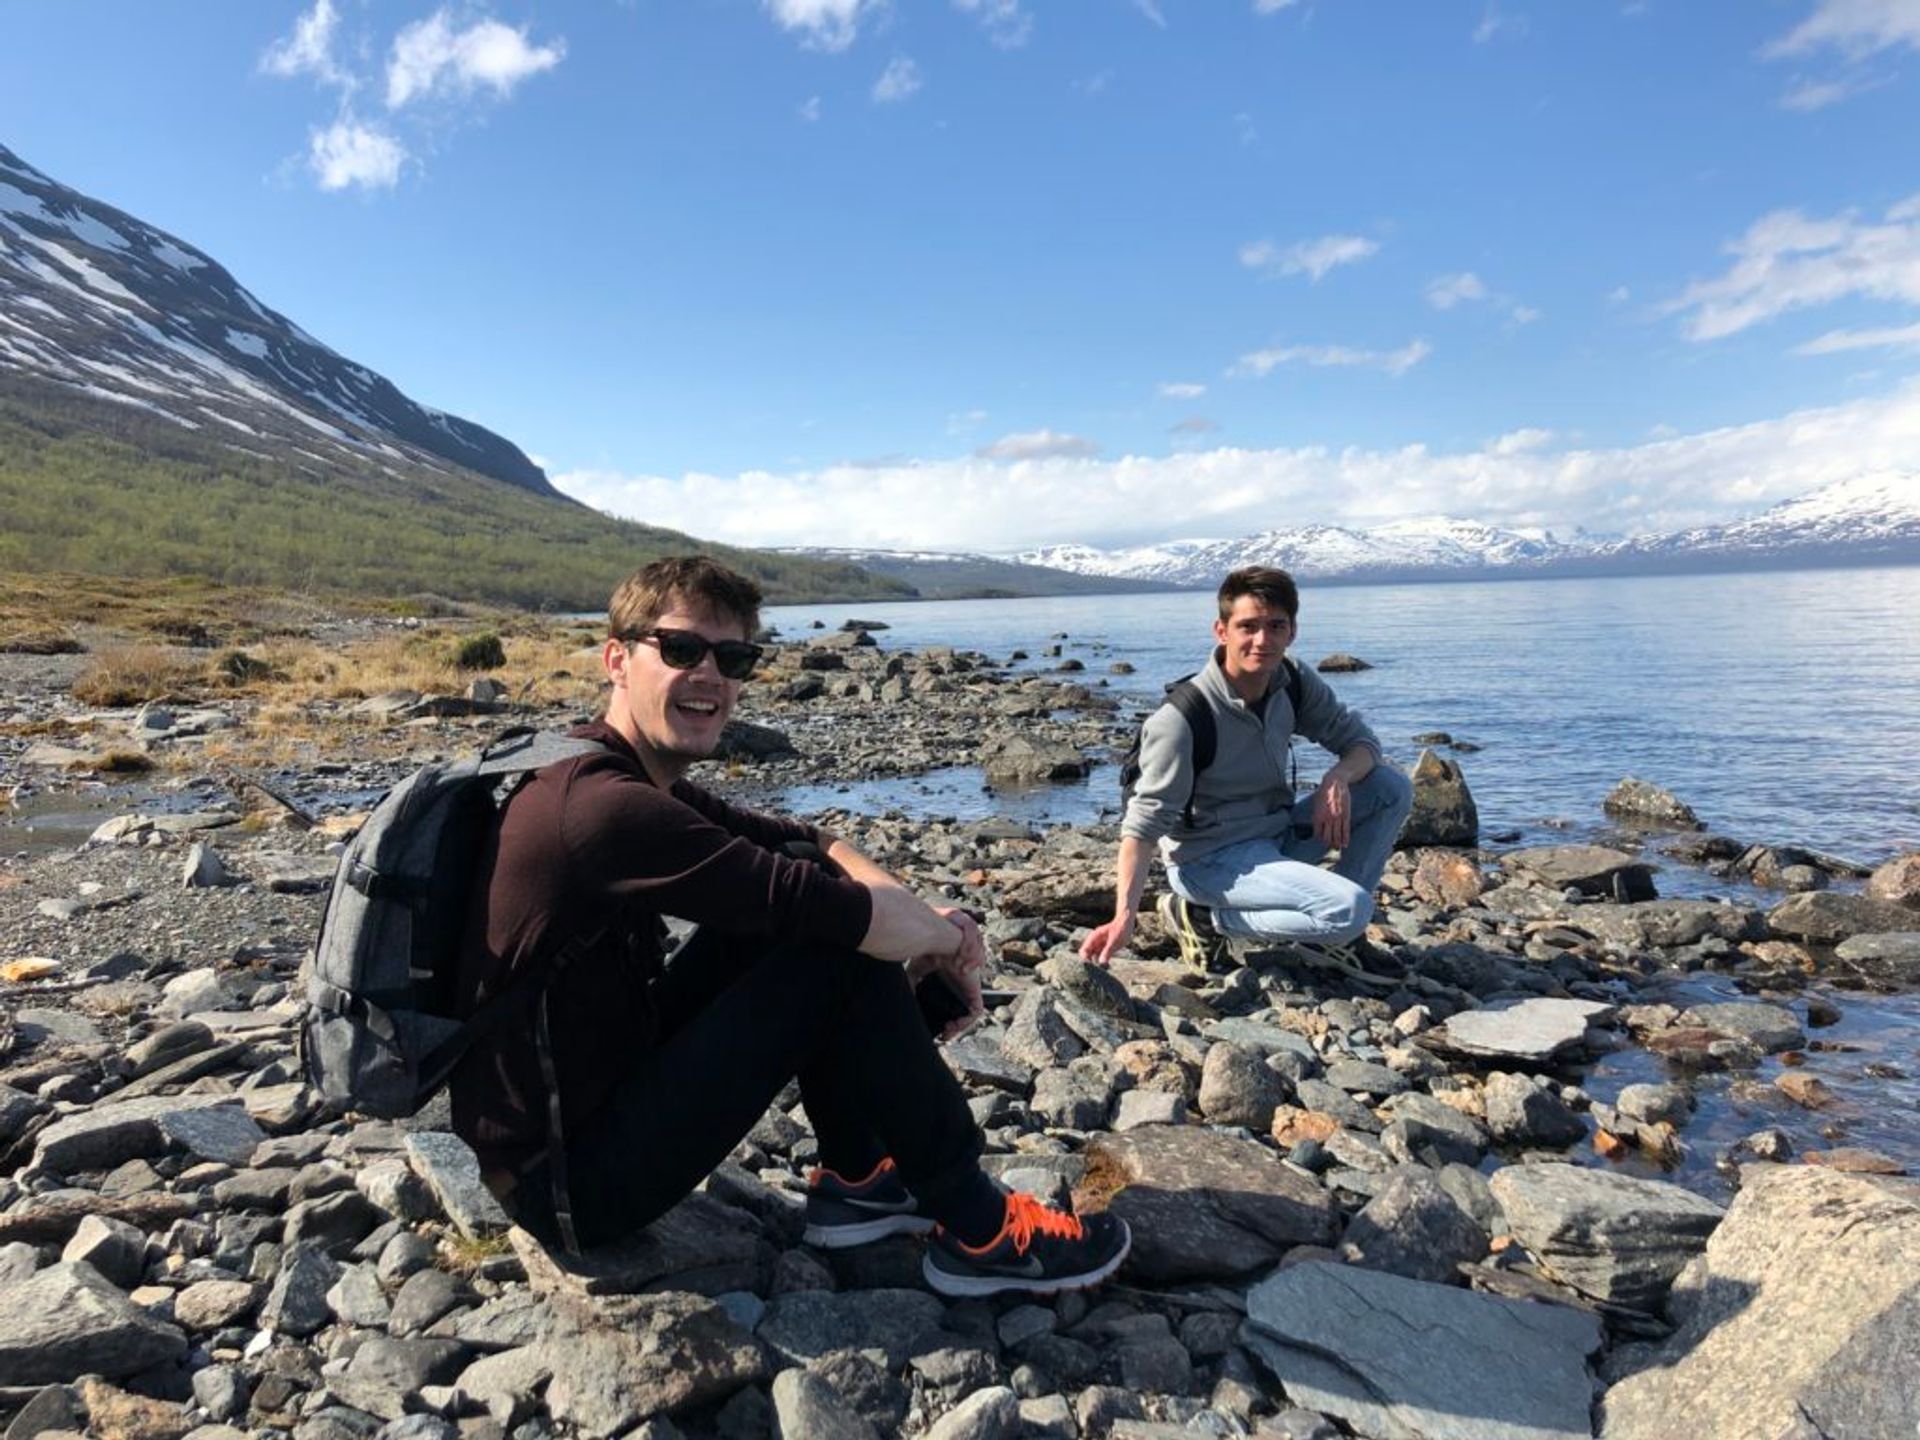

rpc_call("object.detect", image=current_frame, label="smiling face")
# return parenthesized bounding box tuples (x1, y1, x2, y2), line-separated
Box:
(1213, 594, 1296, 697)
(603, 596, 748, 781)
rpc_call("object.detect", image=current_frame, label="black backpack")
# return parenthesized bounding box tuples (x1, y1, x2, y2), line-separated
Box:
(300, 729, 606, 1120)
(1118, 660, 1303, 824)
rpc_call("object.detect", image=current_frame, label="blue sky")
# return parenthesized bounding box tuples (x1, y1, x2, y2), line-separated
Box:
(3, 0, 1918, 551)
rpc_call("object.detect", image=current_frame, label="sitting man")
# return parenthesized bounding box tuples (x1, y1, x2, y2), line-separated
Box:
(452, 555, 1128, 1297)
(1081, 565, 1413, 978)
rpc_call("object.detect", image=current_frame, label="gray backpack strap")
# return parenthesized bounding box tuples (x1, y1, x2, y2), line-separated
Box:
(475, 728, 609, 778)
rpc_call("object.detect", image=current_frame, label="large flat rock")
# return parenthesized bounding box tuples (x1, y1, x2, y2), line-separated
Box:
(1084, 1124, 1337, 1283)
(1242, 1260, 1602, 1440)
(32, 1094, 264, 1174)
(1571, 900, 1761, 950)
(510, 1191, 769, 1298)
(1489, 1162, 1723, 1312)
(1601, 1166, 1920, 1439)
(1437, 998, 1615, 1065)
(1833, 931, 1920, 986)
(1503, 846, 1655, 900)
(1767, 891, 1915, 945)
(536, 1291, 770, 1434)
(0, 1261, 188, 1384)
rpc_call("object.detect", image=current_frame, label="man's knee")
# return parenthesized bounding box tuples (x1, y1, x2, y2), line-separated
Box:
(1361, 763, 1414, 816)
(1325, 887, 1373, 943)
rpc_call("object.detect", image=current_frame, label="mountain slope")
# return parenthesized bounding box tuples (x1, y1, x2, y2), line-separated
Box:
(776, 547, 1180, 598)
(0, 143, 909, 609)
(0, 143, 555, 496)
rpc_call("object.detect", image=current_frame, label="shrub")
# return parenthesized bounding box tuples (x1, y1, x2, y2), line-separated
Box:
(453, 633, 507, 671)
(217, 649, 281, 685)
(0, 629, 83, 655)
(70, 646, 204, 706)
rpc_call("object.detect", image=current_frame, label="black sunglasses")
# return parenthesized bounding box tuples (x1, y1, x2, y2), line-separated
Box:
(625, 627, 763, 680)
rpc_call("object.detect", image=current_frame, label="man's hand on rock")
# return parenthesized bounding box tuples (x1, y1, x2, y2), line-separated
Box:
(1079, 912, 1134, 967)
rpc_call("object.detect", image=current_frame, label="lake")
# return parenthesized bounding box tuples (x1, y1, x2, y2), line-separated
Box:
(765, 565, 1920, 875)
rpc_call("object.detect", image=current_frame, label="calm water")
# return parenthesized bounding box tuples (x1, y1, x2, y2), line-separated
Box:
(767, 566, 1920, 871)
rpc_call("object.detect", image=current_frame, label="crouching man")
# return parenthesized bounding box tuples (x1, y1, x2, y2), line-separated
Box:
(1081, 566, 1413, 979)
(452, 555, 1128, 1297)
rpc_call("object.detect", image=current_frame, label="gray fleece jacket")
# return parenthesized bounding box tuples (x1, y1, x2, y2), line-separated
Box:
(1121, 648, 1382, 865)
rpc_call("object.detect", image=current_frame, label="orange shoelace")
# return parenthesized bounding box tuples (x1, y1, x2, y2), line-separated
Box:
(809, 1156, 896, 1190)
(1001, 1192, 1085, 1254)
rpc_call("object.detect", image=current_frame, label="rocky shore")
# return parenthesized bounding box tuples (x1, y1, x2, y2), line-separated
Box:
(2, 620, 1918, 1440)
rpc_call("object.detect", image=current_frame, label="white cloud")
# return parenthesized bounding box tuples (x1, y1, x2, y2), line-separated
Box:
(1075, 70, 1116, 98)
(946, 408, 989, 434)
(1490, 427, 1555, 454)
(872, 56, 923, 104)
(1234, 111, 1258, 145)
(1778, 72, 1890, 109)
(798, 95, 823, 122)
(1765, 0, 1920, 59)
(1240, 233, 1379, 281)
(953, 0, 1032, 48)
(1795, 321, 1920, 354)
(1474, 3, 1526, 43)
(386, 11, 564, 108)
(308, 120, 407, 191)
(1426, 271, 1488, 309)
(975, 429, 1101, 460)
(1663, 194, 1920, 341)
(262, 0, 350, 89)
(1158, 381, 1208, 399)
(1231, 339, 1432, 377)
(764, 0, 880, 52)
(1254, 0, 1300, 12)
(551, 381, 1920, 552)
(1134, 0, 1168, 28)
(1170, 416, 1220, 434)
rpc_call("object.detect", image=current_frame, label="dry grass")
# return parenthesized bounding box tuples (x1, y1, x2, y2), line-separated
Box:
(0, 628, 82, 655)
(69, 645, 210, 707)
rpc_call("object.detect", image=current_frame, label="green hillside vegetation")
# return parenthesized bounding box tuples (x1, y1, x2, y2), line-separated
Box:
(0, 375, 910, 610)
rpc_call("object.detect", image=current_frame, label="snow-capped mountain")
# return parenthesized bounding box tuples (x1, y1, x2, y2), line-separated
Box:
(1013, 474, 1918, 585)
(0, 143, 552, 495)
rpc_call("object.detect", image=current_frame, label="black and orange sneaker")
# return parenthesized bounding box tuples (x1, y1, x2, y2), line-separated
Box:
(802, 1158, 935, 1249)
(923, 1192, 1131, 1298)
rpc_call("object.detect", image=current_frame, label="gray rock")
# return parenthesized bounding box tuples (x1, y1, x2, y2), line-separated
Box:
(1833, 931, 1920, 986)
(770, 1367, 880, 1440)
(758, 1288, 948, 1367)
(286, 1189, 386, 1256)
(1401, 750, 1478, 848)
(263, 855, 337, 893)
(390, 1267, 472, 1335)
(1572, 900, 1762, 949)
(1325, 1058, 1409, 1098)
(941, 1032, 1035, 1094)
(334, 1337, 470, 1421)
(327, 1264, 392, 1328)
(926, 1385, 1020, 1440)
(1503, 845, 1655, 901)
(1201, 1017, 1316, 1064)
(125, 1020, 216, 1078)
(1197, 1042, 1289, 1128)
(260, 1242, 342, 1337)
(512, 1190, 766, 1298)
(1600, 1166, 1920, 1439)
(1603, 778, 1702, 830)
(981, 737, 1089, 786)
(0, 1084, 48, 1146)
(1086, 1125, 1338, 1283)
(1038, 955, 1135, 1021)
(537, 1292, 769, 1433)
(404, 1132, 509, 1237)
(1112, 1088, 1186, 1131)
(1489, 1163, 1724, 1312)
(157, 966, 234, 1018)
(1438, 998, 1615, 1065)
(180, 842, 232, 888)
(1030, 1061, 1115, 1130)
(1292, 1078, 1381, 1133)
(1244, 1260, 1602, 1440)
(1483, 1073, 1587, 1149)
(32, 1094, 259, 1173)
(454, 1346, 551, 1426)
(59, 1214, 147, 1290)
(0, 1261, 187, 1384)
(807, 1347, 912, 1432)
(193, 1363, 249, 1423)
(1767, 891, 1915, 945)
(1340, 1168, 1488, 1285)
(1614, 1083, 1692, 1128)
(1002, 990, 1086, 1070)
(1676, 1001, 1804, 1054)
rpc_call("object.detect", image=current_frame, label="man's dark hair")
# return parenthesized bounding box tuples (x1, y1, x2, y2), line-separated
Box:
(610, 556, 764, 640)
(1217, 566, 1299, 622)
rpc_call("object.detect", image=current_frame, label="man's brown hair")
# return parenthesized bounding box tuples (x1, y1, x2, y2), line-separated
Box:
(1217, 566, 1299, 622)
(609, 556, 764, 641)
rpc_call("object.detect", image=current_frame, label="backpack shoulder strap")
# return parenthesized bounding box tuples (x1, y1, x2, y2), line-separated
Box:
(474, 729, 609, 779)
(1282, 657, 1304, 717)
(1164, 679, 1216, 775)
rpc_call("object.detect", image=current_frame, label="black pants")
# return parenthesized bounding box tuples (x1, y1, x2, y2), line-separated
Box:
(519, 927, 985, 1250)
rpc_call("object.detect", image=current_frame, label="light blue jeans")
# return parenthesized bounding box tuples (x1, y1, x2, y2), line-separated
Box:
(1166, 765, 1414, 946)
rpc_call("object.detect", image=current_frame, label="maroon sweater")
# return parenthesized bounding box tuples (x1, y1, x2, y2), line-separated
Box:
(449, 719, 873, 1177)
